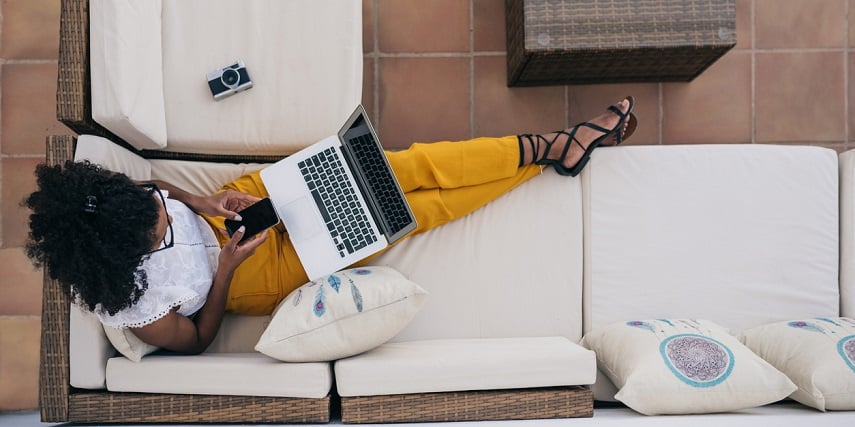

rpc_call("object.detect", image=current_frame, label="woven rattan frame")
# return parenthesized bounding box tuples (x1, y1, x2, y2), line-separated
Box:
(341, 386, 593, 424)
(40, 136, 331, 424)
(505, 0, 737, 86)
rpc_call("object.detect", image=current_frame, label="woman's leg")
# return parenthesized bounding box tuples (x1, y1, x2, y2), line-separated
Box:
(356, 98, 634, 264)
(205, 98, 634, 313)
(386, 135, 525, 192)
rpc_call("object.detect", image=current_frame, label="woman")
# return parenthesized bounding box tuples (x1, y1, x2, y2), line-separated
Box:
(25, 97, 636, 354)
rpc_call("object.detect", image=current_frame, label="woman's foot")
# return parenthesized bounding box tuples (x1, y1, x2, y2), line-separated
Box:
(519, 97, 636, 175)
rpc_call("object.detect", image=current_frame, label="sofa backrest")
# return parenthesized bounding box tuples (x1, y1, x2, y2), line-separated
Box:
(374, 172, 586, 343)
(90, 0, 363, 154)
(581, 145, 841, 334)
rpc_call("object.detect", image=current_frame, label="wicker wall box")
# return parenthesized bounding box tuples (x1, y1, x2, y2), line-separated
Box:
(506, 0, 737, 86)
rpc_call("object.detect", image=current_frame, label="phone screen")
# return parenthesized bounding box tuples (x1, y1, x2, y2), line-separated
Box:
(224, 197, 280, 243)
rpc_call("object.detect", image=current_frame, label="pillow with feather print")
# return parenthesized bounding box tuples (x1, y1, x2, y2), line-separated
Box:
(255, 266, 428, 362)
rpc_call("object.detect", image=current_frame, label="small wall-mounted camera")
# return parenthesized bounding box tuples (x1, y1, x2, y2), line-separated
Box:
(207, 60, 253, 101)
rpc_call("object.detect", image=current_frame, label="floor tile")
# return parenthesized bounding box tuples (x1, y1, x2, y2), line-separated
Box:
(0, 249, 42, 316)
(663, 52, 752, 144)
(755, 0, 846, 48)
(377, 0, 470, 53)
(851, 0, 855, 47)
(850, 53, 855, 142)
(734, 0, 752, 50)
(0, 317, 40, 411)
(363, 58, 376, 121)
(1, 63, 66, 156)
(378, 57, 470, 148)
(0, 0, 61, 59)
(363, 0, 375, 52)
(566, 85, 660, 146)
(473, 56, 564, 138)
(474, 0, 506, 52)
(2, 158, 45, 249)
(756, 52, 846, 143)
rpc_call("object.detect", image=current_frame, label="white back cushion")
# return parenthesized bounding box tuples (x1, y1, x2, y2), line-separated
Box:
(583, 145, 840, 334)
(90, 0, 168, 150)
(160, 0, 362, 155)
(839, 150, 855, 317)
(374, 172, 585, 342)
(74, 135, 152, 179)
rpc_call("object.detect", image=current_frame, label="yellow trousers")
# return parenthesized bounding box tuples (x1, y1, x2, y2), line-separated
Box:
(202, 135, 542, 315)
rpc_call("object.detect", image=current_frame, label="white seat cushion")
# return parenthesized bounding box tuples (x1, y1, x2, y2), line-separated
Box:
(334, 337, 596, 397)
(90, 0, 362, 154)
(106, 353, 331, 398)
(159, 0, 362, 155)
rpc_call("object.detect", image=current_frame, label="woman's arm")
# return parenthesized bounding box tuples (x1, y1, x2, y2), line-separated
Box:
(148, 179, 260, 221)
(129, 226, 268, 354)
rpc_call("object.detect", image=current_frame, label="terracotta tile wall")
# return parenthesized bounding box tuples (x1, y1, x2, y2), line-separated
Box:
(0, 0, 852, 412)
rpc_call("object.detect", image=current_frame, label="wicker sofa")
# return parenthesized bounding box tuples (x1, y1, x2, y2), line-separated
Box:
(40, 0, 855, 425)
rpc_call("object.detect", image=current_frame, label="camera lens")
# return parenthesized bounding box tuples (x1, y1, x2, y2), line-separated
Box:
(221, 69, 240, 88)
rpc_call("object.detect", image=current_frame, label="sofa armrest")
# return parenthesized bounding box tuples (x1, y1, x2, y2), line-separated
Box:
(74, 134, 152, 180)
(40, 135, 77, 422)
(89, 0, 167, 150)
(840, 149, 855, 317)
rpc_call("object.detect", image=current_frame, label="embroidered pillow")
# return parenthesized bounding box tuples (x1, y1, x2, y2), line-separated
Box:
(581, 319, 796, 415)
(255, 266, 428, 362)
(741, 317, 855, 411)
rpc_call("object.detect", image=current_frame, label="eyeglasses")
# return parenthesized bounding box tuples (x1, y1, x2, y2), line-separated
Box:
(138, 183, 174, 255)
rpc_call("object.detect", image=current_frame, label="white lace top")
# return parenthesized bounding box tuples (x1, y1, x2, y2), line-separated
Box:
(96, 194, 221, 328)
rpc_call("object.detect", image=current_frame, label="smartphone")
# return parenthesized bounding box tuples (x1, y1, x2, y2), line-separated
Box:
(224, 197, 280, 243)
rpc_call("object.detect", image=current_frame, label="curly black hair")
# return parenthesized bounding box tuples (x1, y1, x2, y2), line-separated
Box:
(24, 160, 160, 316)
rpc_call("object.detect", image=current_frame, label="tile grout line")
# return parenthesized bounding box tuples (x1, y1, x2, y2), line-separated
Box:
(373, 0, 380, 133)
(564, 85, 569, 128)
(469, 0, 475, 139)
(751, 0, 756, 145)
(658, 83, 663, 145)
(0, 0, 4, 248)
(844, 0, 850, 149)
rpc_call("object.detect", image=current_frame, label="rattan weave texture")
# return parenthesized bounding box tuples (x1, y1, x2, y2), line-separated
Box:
(340, 386, 593, 424)
(506, 0, 736, 86)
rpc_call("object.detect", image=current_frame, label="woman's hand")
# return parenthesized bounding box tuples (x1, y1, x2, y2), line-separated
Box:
(196, 189, 261, 220)
(217, 226, 268, 273)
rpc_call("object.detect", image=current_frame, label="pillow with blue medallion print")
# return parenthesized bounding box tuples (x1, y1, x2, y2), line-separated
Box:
(581, 319, 796, 415)
(255, 266, 427, 362)
(741, 317, 855, 411)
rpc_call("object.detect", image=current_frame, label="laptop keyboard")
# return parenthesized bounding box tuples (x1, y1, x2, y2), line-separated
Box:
(299, 148, 377, 258)
(348, 134, 414, 236)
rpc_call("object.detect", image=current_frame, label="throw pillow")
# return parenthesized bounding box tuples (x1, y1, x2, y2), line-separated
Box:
(103, 326, 159, 363)
(581, 319, 796, 415)
(741, 317, 855, 411)
(255, 266, 428, 362)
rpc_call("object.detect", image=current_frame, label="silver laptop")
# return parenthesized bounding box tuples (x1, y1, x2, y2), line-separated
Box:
(260, 105, 417, 280)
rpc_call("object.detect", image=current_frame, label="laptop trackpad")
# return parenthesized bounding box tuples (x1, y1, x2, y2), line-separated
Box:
(281, 196, 323, 243)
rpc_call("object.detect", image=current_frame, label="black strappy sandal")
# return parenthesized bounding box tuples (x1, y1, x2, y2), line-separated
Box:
(521, 96, 637, 177)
